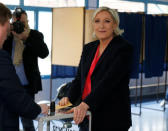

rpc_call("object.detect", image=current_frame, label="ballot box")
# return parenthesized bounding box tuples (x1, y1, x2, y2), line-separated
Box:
(36, 111, 91, 131)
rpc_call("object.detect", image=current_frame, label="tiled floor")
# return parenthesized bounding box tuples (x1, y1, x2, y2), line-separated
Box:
(130, 100, 168, 131)
(20, 100, 168, 131)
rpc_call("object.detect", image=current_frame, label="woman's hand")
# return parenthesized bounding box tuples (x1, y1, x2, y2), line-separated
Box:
(58, 97, 69, 106)
(65, 102, 89, 125)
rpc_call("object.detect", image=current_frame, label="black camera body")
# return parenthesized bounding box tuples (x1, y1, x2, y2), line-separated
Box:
(11, 8, 25, 34)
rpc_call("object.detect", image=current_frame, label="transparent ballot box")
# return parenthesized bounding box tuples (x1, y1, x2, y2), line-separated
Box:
(36, 111, 91, 131)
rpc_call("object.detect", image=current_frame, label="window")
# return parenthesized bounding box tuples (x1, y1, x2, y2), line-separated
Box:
(0, 0, 19, 5)
(26, 11, 35, 29)
(38, 11, 52, 75)
(24, 0, 85, 7)
(147, 3, 168, 14)
(99, 0, 144, 13)
(155, 0, 168, 2)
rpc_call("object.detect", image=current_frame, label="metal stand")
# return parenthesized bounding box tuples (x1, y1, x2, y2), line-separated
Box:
(140, 16, 168, 112)
(37, 111, 92, 131)
(163, 66, 168, 111)
(134, 78, 138, 106)
(156, 77, 160, 103)
(139, 71, 143, 115)
(132, 14, 145, 116)
(140, 78, 166, 112)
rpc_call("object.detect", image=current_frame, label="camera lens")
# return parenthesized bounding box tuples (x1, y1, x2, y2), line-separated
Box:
(12, 21, 24, 34)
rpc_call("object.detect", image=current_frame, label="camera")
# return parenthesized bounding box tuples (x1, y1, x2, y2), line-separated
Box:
(11, 7, 25, 34)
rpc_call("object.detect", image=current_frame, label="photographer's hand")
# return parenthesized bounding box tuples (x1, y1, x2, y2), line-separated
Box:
(12, 28, 30, 41)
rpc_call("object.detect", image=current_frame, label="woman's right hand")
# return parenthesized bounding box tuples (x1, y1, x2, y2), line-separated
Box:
(58, 97, 69, 106)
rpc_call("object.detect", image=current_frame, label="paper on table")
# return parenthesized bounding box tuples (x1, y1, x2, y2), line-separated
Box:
(56, 101, 72, 110)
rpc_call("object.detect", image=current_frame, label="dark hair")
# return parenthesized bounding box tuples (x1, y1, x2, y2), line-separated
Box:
(13, 7, 27, 18)
(0, 3, 12, 25)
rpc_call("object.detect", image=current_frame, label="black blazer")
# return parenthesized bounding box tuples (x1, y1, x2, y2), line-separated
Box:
(68, 36, 133, 131)
(3, 30, 49, 94)
(0, 50, 41, 131)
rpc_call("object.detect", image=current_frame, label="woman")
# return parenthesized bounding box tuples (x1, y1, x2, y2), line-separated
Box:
(59, 7, 133, 131)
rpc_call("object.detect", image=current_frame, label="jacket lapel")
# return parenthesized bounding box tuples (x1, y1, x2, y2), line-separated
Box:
(83, 41, 99, 85)
(92, 37, 117, 76)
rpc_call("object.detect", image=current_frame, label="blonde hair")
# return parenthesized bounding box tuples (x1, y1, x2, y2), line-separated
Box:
(92, 7, 124, 37)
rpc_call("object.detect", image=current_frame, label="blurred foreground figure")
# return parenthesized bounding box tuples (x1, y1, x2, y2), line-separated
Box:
(0, 3, 48, 131)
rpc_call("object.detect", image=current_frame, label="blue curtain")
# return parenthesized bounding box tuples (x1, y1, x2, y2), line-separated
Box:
(119, 13, 143, 79)
(51, 65, 77, 78)
(144, 15, 167, 78)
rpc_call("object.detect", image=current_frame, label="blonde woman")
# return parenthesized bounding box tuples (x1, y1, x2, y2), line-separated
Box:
(59, 7, 133, 131)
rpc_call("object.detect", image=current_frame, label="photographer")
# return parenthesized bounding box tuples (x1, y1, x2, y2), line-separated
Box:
(3, 7, 49, 131)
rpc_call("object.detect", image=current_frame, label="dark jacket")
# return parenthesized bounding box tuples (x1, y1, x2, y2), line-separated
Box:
(3, 29, 49, 94)
(0, 50, 41, 131)
(68, 36, 133, 131)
